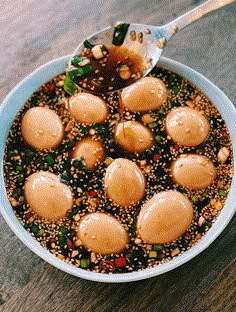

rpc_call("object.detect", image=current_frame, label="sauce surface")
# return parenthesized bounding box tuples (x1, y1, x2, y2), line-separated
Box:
(4, 66, 233, 274)
(71, 45, 144, 93)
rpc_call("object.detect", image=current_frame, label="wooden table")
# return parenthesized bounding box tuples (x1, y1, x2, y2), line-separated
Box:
(0, 1, 235, 311)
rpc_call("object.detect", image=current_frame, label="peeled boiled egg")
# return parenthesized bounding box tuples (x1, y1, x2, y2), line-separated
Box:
(21, 107, 64, 150)
(24, 171, 73, 220)
(72, 137, 105, 170)
(121, 77, 167, 112)
(104, 158, 145, 207)
(77, 212, 129, 255)
(136, 190, 193, 244)
(114, 120, 154, 153)
(166, 107, 210, 146)
(171, 154, 216, 190)
(69, 93, 108, 124)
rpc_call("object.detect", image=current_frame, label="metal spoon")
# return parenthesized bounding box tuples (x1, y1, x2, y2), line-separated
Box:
(68, 0, 234, 93)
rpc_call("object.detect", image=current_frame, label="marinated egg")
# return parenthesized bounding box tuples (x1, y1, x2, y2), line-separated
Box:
(77, 212, 129, 255)
(166, 107, 210, 146)
(137, 191, 193, 244)
(69, 93, 108, 124)
(104, 158, 145, 207)
(21, 107, 64, 150)
(171, 154, 216, 190)
(121, 77, 167, 112)
(72, 137, 105, 170)
(114, 120, 154, 153)
(24, 171, 73, 220)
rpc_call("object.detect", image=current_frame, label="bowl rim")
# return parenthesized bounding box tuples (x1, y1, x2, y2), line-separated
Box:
(0, 55, 235, 283)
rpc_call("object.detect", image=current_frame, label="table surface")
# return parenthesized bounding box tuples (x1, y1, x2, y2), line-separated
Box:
(0, 0, 235, 311)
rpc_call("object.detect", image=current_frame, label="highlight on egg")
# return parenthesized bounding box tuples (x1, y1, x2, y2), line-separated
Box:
(121, 77, 167, 112)
(68, 92, 109, 124)
(114, 120, 154, 153)
(104, 158, 145, 207)
(170, 154, 216, 190)
(72, 137, 105, 170)
(21, 107, 64, 150)
(24, 171, 74, 220)
(77, 212, 129, 255)
(165, 106, 210, 146)
(136, 190, 194, 244)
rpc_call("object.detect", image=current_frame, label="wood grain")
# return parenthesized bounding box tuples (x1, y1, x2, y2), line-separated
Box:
(0, 0, 235, 311)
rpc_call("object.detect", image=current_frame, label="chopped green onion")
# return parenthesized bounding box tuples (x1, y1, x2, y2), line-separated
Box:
(158, 108, 165, 114)
(17, 176, 24, 183)
(31, 224, 40, 235)
(25, 149, 34, 158)
(60, 227, 68, 235)
(68, 207, 79, 219)
(136, 264, 146, 269)
(178, 188, 188, 194)
(204, 221, 211, 227)
(83, 40, 94, 49)
(71, 55, 82, 66)
(172, 85, 179, 94)
(153, 244, 163, 251)
(63, 73, 77, 95)
(60, 173, 70, 185)
(12, 188, 22, 199)
(24, 223, 30, 229)
(64, 64, 93, 95)
(191, 196, 199, 204)
(148, 122, 158, 129)
(69, 229, 76, 238)
(81, 258, 88, 268)
(7, 150, 15, 158)
(112, 23, 130, 46)
(76, 64, 93, 77)
(155, 135, 161, 143)
(218, 189, 226, 197)
(15, 165, 23, 172)
(58, 234, 66, 249)
(67, 68, 82, 80)
(38, 228, 45, 236)
(45, 154, 55, 166)
(149, 251, 158, 258)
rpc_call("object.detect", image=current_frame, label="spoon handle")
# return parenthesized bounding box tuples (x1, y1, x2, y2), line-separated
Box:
(163, 0, 234, 40)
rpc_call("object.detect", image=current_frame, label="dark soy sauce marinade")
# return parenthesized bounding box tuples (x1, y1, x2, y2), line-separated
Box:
(4, 66, 233, 274)
(65, 23, 145, 94)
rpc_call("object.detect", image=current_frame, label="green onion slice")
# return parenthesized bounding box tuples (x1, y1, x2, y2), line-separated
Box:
(112, 23, 130, 46)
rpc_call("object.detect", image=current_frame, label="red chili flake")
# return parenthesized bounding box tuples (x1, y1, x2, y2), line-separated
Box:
(24, 212, 31, 220)
(185, 232, 191, 239)
(43, 86, 49, 92)
(116, 56, 127, 63)
(115, 256, 126, 267)
(89, 190, 97, 197)
(173, 144, 179, 149)
(220, 131, 226, 137)
(153, 154, 160, 161)
(50, 238, 57, 243)
(99, 260, 115, 272)
(66, 238, 73, 249)
(49, 82, 55, 91)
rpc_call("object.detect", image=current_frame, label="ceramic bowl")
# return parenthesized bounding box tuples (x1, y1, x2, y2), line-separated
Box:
(0, 56, 235, 283)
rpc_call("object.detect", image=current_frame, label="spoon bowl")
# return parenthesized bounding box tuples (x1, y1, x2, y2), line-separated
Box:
(67, 0, 234, 94)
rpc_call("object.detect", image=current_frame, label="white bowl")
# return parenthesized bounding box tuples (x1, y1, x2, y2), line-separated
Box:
(0, 56, 235, 283)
